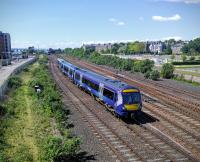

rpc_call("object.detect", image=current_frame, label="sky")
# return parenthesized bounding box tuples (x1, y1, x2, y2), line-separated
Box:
(0, 0, 200, 48)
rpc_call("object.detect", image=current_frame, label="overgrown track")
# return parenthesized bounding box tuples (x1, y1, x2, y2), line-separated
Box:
(50, 56, 200, 162)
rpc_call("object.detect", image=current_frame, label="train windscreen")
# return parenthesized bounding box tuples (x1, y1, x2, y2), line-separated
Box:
(122, 92, 141, 104)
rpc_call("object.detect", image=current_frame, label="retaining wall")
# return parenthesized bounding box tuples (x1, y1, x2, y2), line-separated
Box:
(0, 57, 37, 100)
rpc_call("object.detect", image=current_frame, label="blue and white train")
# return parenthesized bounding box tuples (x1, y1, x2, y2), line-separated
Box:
(57, 58, 142, 118)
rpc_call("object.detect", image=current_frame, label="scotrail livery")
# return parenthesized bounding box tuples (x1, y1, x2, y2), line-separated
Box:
(57, 58, 142, 118)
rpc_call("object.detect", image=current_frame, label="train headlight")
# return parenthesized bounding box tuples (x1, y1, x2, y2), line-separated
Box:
(122, 106, 126, 110)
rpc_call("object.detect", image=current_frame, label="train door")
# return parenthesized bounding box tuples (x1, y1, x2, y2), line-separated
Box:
(80, 74, 83, 86)
(99, 83, 104, 100)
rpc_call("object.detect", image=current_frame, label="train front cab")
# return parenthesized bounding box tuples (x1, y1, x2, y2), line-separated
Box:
(115, 89, 142, 118)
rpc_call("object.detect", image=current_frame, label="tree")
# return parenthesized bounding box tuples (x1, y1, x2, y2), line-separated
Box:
(28, 46, 35, 55)
(111, 43, 120, 54)
(161, 63, 174, 79)
(181, 37, 200, 55)
(167, 39, 176, 45)
(128, 42, 145, 54)
(64, 48, 73, 54)
(181, 54, 187, 62)
(189, 56, 195, 61)
(149, 70, 160, 80)
(132, 59, 154, 73)
(163, 45, 172, 55)
(170, 54, 175, 60)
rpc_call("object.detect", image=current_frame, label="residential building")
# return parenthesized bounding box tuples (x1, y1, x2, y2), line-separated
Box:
(82, 43, 112, 53)
(171, 43, 184, 55)
(148, 41, 164, 54)
(95, 43, 112, 52)
(82, 44, 96, 51)
(0, 31, 12, 66)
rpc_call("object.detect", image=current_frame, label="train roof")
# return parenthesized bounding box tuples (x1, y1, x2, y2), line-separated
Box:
(78, 68, 136, 91)
(59, 58, 139, 92)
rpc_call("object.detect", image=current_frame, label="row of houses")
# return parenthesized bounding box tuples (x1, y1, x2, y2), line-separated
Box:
(82, 43, 112, 53)
(0, 31, 12, 66)
(83, 41, 186, 54)
(146, 41, 185, 54)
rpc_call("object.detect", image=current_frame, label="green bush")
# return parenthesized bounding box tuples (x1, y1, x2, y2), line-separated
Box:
(172, 61, 200, 65)
(144, 71, 151, 79)
(23, 67, 29, 72)
(8, 76, 22, 88)
(41, 136, 80, 161)
(189, 56, 195, 61)
(132, 59, 154, 73)
(140, 59, 154, 73)
(181, 54, 187, 62)
(161, 63, 174, 79)
(149, 70, 160, 80)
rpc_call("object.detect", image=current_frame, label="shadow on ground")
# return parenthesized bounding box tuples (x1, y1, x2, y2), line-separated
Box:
(124, 111, 159, 125)
(55, 151, 96, 162)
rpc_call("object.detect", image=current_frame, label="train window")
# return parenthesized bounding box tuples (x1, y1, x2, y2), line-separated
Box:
(114, 94, 117, 102)
(82, 78, 99, 91)
(82, 77, 87, 84)
(103, 88, 114, 100)
(69, 69, 73, 75)
(89, 81, 99, 91)
(64, 66, 68, 72)
(75, 73, 80, 80)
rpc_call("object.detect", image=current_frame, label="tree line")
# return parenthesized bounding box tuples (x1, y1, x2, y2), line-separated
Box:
(63, 48, 175, 80)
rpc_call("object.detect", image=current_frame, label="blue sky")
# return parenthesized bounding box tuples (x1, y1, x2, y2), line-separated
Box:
(0, 0, 200, 48)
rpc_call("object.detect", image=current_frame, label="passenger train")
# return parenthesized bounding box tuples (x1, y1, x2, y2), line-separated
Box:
(57, 58, 142, 118)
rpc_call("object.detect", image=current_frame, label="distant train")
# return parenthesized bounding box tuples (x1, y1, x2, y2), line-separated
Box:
(57, 58, 142, 118)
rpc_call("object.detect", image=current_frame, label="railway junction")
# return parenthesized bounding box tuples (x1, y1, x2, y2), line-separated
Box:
(49, 55, 200, 162)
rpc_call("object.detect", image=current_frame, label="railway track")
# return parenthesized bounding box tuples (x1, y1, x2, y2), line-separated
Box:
(81, 59, 200, 102)
(142, 104, 200, 160)
(50, 56, 199, 162)
(86, 61, 200, 108)
(64, 57, 200, 115)
(141, 79, 200, 101)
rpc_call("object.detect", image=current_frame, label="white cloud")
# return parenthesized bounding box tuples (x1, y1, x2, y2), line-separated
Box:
(117, 21, 125, 26)
(162, 0, 200, 4)
(162, 36, 182, 40)
(82, 39, 134, 45)
(108, 18, 126, 26)
(12, 40, 81, 49)
(109, 18, 117, 22)
(152, 14, 181, 21)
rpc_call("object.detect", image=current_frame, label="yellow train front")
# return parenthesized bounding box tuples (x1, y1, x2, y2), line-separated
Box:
(115, 87, 142, 118)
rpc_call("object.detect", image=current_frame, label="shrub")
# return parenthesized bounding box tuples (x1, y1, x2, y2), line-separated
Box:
(189, 56, 195, 61)
(161, 63, 174, 79)
(8, 76, 22, 88)
(132, 61, 141, 72)
(172, 61, 200, 65)
(23, 67, 29, 72)
(149, 70, 160, 80)
(181, 54, 187, 62)
(140, 59, 154, 73)
(42, 136, 80, 161)
(144, 71, 151, 79)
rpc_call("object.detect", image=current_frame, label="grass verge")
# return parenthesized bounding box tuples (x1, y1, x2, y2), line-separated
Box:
(173, 75, 200, 87)
(0, 55, 80, 162)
